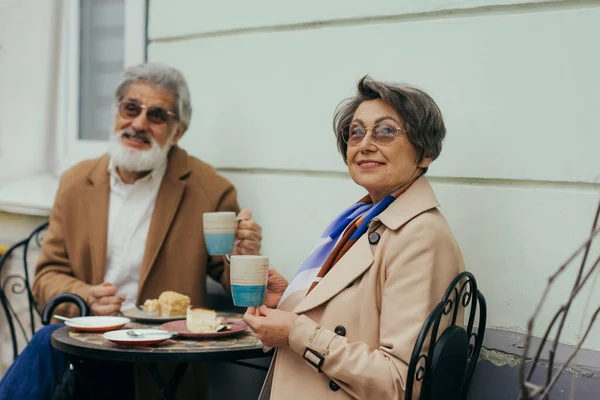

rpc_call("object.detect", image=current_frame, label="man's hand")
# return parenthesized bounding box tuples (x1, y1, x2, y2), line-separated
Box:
(233, 209, 262, 255)
(87, 282, 123, 316)
(264, 269, 288, 308)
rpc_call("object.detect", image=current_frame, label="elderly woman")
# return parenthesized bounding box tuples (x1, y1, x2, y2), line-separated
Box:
(244, 77, 465, 399)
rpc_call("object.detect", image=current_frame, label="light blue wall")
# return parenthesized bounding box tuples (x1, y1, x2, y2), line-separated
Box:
(147, 0, 600, 353)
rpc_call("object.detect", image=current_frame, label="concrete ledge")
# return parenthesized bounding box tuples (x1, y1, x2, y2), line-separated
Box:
(482, 328, 600, 372)
(469, 359, 600, 399)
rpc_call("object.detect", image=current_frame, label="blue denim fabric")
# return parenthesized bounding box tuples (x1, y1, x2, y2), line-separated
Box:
(0, 324, 66, 400)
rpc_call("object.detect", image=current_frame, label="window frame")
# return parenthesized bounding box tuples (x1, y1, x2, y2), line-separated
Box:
(0, 0, 148, 215)
(56, 0, 148, 175)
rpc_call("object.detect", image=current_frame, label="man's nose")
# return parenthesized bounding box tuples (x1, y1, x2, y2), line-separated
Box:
(130, 110, 149, 131)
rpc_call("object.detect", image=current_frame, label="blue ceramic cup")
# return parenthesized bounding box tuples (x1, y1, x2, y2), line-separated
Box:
(230, 256, 269, 307)
(205, 232, 236, 255)
(203, 212, 238, 255)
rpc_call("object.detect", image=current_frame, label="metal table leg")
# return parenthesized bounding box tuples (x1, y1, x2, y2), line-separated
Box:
(65, 357, 100, 400)
(148, 362, 189, 400)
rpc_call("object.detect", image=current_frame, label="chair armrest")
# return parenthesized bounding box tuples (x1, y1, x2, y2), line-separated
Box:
(41, 293, 91, 325)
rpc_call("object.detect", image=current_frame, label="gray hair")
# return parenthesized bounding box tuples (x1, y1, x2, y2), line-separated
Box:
(333, 76, 446, 171)
(115, 63, 192, 132)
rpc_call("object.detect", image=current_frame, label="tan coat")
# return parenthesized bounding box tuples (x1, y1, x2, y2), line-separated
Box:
(32, 146, 239, 399)
(262, 177, 465, 400)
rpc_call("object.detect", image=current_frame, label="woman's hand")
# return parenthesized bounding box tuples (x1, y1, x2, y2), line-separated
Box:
(264, 269, 288, 308)
(243, 305, 298, 348)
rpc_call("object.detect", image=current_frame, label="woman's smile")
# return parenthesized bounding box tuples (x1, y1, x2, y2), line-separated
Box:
(356, 159, 386, 169)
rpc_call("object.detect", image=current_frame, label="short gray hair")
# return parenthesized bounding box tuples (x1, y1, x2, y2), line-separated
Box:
(334, 76, 446, 171)
(115, 63, 192, 132)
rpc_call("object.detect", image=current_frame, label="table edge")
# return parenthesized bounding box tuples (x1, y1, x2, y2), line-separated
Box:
(51, 326, 271, 363)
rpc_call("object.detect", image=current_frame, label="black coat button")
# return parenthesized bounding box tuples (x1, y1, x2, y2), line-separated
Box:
(329, 380, 340, 391)
(368, 232, 380, 244)
(334, 325, 346, 336)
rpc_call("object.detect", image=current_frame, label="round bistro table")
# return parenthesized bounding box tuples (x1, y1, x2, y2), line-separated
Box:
(51, 313, 270, 400)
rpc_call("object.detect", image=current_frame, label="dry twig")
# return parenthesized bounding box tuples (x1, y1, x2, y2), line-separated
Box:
(518, 198, 600, 399)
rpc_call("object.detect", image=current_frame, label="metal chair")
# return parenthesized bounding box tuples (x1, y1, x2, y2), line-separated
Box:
(0, 222, 90, 361)
(405, 271, 487, 400)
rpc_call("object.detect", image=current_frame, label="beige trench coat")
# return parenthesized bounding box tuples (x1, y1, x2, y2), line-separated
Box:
(262, 176, 465, 400)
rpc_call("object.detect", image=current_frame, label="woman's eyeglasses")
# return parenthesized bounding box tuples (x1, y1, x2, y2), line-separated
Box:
(342, 122, 406, 146)
(118, 101, 178, 125)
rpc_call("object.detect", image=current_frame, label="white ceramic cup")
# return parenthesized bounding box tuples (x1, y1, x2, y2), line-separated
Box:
(203, 212, 241, 255)
(229, 255, 269, 307)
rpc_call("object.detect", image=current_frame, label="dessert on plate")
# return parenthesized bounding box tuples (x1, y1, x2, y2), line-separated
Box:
(143, 290, 190, 317)
(143, 299, 160, 314)
(186, 306, 226, 333)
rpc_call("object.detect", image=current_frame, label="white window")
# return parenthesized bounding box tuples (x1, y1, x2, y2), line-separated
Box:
(58, 0, 147, 173)
(0, 0, 147, 215)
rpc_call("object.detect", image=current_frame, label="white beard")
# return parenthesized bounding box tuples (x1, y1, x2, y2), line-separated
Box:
(108, 129, 173, 172)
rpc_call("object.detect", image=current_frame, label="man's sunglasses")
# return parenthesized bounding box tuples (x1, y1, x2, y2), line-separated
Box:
(118, 101, 178, 125)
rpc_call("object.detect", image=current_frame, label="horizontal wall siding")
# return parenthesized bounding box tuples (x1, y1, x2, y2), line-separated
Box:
(221, 171, 600, 350)
(148, 0, 600, 355)
(148, 0, 568, 39)
(149, 7, 600, 183)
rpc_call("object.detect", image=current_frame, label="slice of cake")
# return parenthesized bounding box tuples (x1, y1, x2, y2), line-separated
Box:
(187, 307, 224, 333)
(143, 299, 160, 314)
(158, 291, 190, 317)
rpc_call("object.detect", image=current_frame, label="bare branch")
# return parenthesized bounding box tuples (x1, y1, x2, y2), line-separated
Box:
(576, 195, 600, 287)
(539, 305, 600, 398)
(569, 375, 576, 400)
(521, 247, 600, 386)
(548, 223, 600, 283)
(547, 200, 600, 371)
(525, 222, 600, 340)
(518, 197, 600, 400)
(525, 306, 565, 381)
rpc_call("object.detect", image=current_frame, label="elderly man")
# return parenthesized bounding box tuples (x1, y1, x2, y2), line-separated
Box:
(0, 63, 263, 400)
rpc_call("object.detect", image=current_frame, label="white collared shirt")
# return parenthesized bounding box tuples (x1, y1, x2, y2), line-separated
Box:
(104, 159, 166, 310)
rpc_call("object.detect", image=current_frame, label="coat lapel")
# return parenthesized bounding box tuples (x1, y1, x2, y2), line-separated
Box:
(138, 147, 190, 294)
(85, 154, 111, 284)
(293, 235, 374, 314)
(376, 176, 440, 230)
(292, 176, 441, 315)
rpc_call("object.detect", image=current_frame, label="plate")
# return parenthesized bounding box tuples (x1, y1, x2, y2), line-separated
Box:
(64, 316, 130, 333)
(103, 329, 173, 346)
(160, 320, 248, 339)
(122, 307, 186, 323)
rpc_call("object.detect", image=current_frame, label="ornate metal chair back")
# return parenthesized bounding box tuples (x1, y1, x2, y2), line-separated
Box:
(405, 271, 487, 400)
(0, 222, 49, 361)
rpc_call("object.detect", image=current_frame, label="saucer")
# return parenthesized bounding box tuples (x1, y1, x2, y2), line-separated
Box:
(64, 316, 130, 332)
(122, 308, 186, 323)
(103, 329, 173, 346)
(160, 320, 248, 339)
